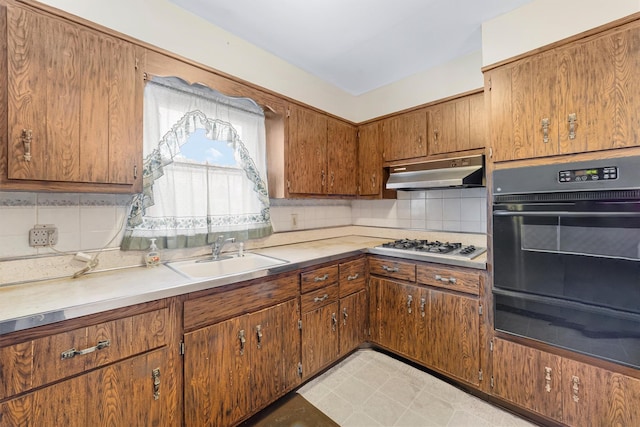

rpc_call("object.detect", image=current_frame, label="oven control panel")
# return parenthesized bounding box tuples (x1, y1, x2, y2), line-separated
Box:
(558, 166, 618, 183)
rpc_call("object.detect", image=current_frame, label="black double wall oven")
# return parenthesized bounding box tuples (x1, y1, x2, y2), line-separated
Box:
(492, 156, 640, 369)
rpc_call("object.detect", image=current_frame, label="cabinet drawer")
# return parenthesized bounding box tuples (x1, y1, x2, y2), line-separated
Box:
(301, 284, 339, 313)
(339, 258, 366, 297)
(0, 308, 168, 398)
(369, 258, 416, 282)
(301, 265, 339, 293)
(184, 275, 299, 330)
(416, 264, 480, 295)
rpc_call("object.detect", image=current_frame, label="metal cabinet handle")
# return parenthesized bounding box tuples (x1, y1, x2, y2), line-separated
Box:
(342, 307, 348, 326)
(568, 113, 577, 140)
(330, 171, 335, 188)
(256, 324, 263, 349)
(61, 339, 111, 360)
(21, 129, 32, 162)
(382, 265, 399, 273)
(314, 293, 329, 303)
(434, 274, 457, 284)
(331, 313, 337, 332)
(433, 129, 439, 144)
(420, 297, 426, 318)
(571, 376, 580, 402)
(314, 273, 329, 282)
(371, 173, 376, 189)
(418, 135, 423, 147)
(541, 118, 550, 143)
(152, 368, 161, 400)
(239, 330, 246, 355)
(347, 273, 359, 281)
(321, 170, 326, 187)
(544, 366, 552, 393)
(407, 295, 413, 314)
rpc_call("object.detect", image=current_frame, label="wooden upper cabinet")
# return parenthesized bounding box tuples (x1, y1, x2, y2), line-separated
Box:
(327, 117, 357, 195)
(4, 4, 144, 192)
(428, 101, 457, 155)
(486, 19, 640, 162)
(357, 121, 383, 196)
(382, 109, 427, 161)
(287, 104, 357, 196)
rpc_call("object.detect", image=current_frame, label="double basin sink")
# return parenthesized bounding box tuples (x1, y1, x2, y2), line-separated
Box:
(166, 252, 289, 280)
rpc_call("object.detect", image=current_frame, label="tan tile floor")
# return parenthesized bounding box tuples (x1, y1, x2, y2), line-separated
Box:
(298, 349, 539, 427)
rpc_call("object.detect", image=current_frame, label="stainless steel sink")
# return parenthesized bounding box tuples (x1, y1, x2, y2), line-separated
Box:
(166, 252, 289, 279)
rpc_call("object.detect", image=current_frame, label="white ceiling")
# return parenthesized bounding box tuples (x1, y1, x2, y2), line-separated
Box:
(168, 0, 534, 95)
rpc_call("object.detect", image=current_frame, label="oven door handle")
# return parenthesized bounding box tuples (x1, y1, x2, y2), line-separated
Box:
(493, 210, 640, 218)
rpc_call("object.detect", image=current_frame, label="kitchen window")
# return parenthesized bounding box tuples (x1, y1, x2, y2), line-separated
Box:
(121, 76, 272, 250)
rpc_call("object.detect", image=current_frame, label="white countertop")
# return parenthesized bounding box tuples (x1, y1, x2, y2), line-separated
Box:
(0, 231, 486, 335)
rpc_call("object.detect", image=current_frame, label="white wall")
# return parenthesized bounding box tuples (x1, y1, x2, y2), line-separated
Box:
(482, 0, 640, 66)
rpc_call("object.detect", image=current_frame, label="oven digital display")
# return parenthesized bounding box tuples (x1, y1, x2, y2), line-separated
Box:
(558, 166, 618, 182)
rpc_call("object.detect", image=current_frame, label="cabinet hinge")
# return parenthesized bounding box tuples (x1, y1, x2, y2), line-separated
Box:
(490, 340, 494, 352)
(287, 180, 291, 190)
(133, 164, 138, 180)
(298, 319, 302, 330)
(135, 57, 139, 70)
(479, 370, 483, 381)
(478, 305, 483, 316)
(490, 376, 494, 388)
(488, 77, 492, 91)
(489, 147, 493, 158)
(286, 108, 291, 118)
(143, 72, 148, 81)
(298, 362, 303, 377)
(179, 341, 185, 356)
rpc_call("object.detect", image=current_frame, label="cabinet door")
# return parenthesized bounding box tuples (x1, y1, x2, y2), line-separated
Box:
(467, 92, 486, 151)
(428, 101, 457, 155)
(249, 299, 299, 412)
(532, 50, 560, 158)
(287, 105, 327, 194)
(184, 316, 250, 427)
(383, 109, 427, 161)
(6, 5, 142, 189)
(375, 278, 425, 359)
(586, 23, 640, 153)
(562, 359, 640, 427)
(428, 290, 480, 385)
(357, 121, 383, 196)
(327, 118, 357, 195)
(492, 338, 563, 421)
(339, 290, 367, 357)
(301, 301, 339, 379)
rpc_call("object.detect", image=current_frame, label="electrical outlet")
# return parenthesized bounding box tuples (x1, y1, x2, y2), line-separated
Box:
(29, 224, 58, 247)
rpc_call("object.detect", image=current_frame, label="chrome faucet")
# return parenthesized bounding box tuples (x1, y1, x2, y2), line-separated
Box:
(212, 235, 235, 260)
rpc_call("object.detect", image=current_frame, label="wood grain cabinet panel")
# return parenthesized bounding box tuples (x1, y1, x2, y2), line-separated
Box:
(301, 265, 339, 294)
(369, 257, 416, 282)
(301, 301, 339, 379)
(382, 109, 428, 161)
(287, 104, 357, 196)
(356, 121, 383, 197)
(338, 258, 366, 297)
(416, 264, 480, 296)
(486, 20, 640, 161)
(184, 297, 300, 427)
(338, 290, 367, 357)
(3, 3, 144, 193)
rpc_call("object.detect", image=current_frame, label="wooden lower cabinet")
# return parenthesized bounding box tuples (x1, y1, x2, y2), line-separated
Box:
(184, 298, 300, 427)
(429, 289, 480, 386)
(338, 290, 367, 357)
(492, 337, 640, 426)
(0, 348, 168, 427)
(301, 301, 339, 379)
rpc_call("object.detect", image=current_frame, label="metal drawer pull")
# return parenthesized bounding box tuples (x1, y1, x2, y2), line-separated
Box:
(256, 324, 263, 348)
(343, 307, 348, 325)
(407, 295, 413, 314)
(435, 274, 456, 284)
(541, 118, 550, 143)
(347, 273, 359, 281)
(568, 113, 577, 140)
(571, 375, 580, 402)
(239, 330, 246, 355)
(61, 339, 111, 360)
(382, 265, 399, 273)
(21, 129, 32, 162)
(152, 368, 161, 400)
(544, 367, 552, 393)
(331, 313, 337, 331)
(314, 293, 329, 303)
(314, 273, 329, 282)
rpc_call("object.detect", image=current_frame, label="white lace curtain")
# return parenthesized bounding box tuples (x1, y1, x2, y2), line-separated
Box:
(121, 76, 272, 250)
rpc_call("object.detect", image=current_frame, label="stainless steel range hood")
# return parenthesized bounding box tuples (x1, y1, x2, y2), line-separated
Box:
(386, 155, 484, 190)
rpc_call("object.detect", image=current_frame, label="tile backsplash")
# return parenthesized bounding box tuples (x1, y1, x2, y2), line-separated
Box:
(0, 188, 487, 260)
